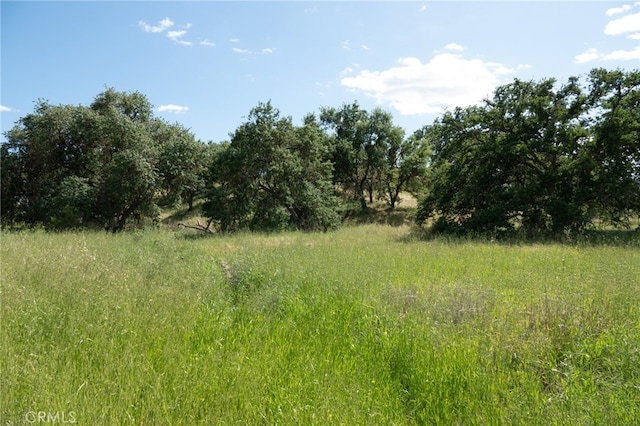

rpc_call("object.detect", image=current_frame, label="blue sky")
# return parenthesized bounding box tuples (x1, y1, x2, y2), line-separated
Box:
(2, 1, 639, 143)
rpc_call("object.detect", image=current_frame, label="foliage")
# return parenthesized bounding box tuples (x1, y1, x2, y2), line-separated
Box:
(417, 70, 640, 234)
(0, 88, 203, 231)
(585, 68, 640, 226)
(203, 102, 342, 232)
(155, 122, 208, 211)
(381, 125, 431, 209)
(320, 102, 424, 210)
(320, 102, 415, 209)
(320, 101, 371, 207)
(1, 67, 637, 234)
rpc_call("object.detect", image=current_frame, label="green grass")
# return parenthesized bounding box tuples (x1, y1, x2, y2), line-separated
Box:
(2, 225, 639, 424)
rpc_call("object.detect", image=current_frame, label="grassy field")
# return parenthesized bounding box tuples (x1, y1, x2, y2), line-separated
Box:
(1, 225, 639, 424)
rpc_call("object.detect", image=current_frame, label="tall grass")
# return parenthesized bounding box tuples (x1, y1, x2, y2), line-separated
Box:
(2, 226, 639, 424)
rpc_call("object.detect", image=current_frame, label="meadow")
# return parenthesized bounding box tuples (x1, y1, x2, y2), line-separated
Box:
(1, 225, 639, 425)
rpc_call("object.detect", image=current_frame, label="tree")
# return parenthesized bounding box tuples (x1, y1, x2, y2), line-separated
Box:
(363, 108, 405, 206)
(0, 88, 194, 231)
(380, 126, 430, 209)
(203, 102, 342, 232)
(320, 102, 370, 208)
(585, 68, 640, 227)
(417, 76, 591, 234)
(96, 149, 158, 232)
(155, 122, 208, 211)
(1, 101, 101, 227)
(1, 130, 28, 225)
(90, 87, 153, 123)
(320, 102, 406, 209)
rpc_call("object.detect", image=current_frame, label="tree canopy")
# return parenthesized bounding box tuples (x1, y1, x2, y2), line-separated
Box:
(1, 68, 638, 234)
(416, 68, 639, 234)
(320, 102, 421, 210)
(1, 88, 206, 231)
(202, 102, 342, 232)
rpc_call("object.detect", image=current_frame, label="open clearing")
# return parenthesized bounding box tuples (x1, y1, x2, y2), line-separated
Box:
(2, 225, 639, 424)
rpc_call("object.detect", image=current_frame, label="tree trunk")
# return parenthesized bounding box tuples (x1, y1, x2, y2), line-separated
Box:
(187, 191, 194, 211)
(360, 196, 367, 210)
(110, 202, 139, 232)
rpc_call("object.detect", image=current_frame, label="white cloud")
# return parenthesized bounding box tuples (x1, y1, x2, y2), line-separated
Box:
(0, 105, 13, 112)
(341, 40, 351, 50)
(575, 45, 640, 63)
(200, 40, 215, 47)
(232, 47, 251, 54)
(167, 30, 192, 46)
(230, 38, 240, 43)
(262, 47, 274, 54)
(361, 44, 370, 51)
(605, 12, 640, 36)
(341, 66, 355, 76)
(419, 4, 427, 12)
(140, 17, 196, 46)
(577, 4, 640, 63)
(602, 45, 640, 60)
(139, 17, 174, 33)
(157, 104, 189, 114)
(575, 48, 601, 64)
(444, 43, 464, 52)
(606, 3, 633, 16)
(341, 52, 516, 115)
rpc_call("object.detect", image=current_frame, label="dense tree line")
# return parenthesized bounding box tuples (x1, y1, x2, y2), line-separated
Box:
(1, 68, 638, 234)
(416, 68, 639, 234)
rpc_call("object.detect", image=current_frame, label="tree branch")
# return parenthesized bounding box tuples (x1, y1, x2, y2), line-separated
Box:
(177, 218, 214, 233)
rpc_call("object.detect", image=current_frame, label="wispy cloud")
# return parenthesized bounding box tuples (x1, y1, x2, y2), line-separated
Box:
(200, 40, 215, 47)
(315, 80, 334, 97)
(606, 3, 634, 16)
(232, 47, 251, 54)
(139, 17, 196, 46)
(577, 3, 640, 63)
(341, 66, 355, 76)
(0, 105, 14, 112)
(230, 38, 241, 43)
(602, 45, 640, 60)
(575, 48, 601, 64)
(139, 17, 174, 33)
(167, 30, 192, 46)
(444, 43, 464, 52)
(341, 40, 373, 52)
(157, 104, 189, 114)
(230, 45, 274, 55)
(341, 48, 518, 115)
